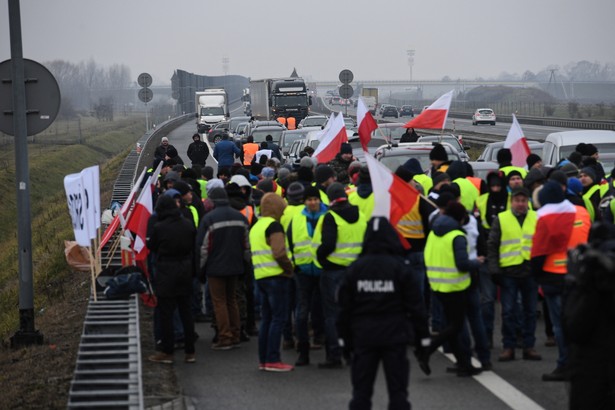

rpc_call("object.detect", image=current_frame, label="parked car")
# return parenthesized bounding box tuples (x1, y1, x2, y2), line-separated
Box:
(374, 142, 461, 174)
(240, 120, 285, 143)
(466, 161, 499, 181)
(417, 135, 470, 161)
(298, 115, 328, 129)
(371, 123, 408, 142)
(399, 105, 414, 117)
(280, 127, 319, 163)
(207, 121, 230, 144)
(250, 125, 286, 145)
(472, 108, 496, 125)
(541, 130, 615, 167)
(382, 106, 399, 118)
(477, 141, 544, 162)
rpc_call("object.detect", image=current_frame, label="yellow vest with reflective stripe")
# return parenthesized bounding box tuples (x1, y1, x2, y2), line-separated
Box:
(498, 210, 537, 267)
(187, 205, 199, 227)
(425, 230, 471, 293)
(312, 210, 367, 268)
(197, 180, 207, 199)
(413, 174, 433, 195)
(250, 217, 285, 280)
(454, 177, 479, 212)
(582, 184, 601, 222)
(281, 204, 304, 231)
(348, 192, 375, 220)
(397, 198, 424, 238)
(500, 165, 527, 179)
(476, 193, 491, 229)
(290, 213, 316, 266)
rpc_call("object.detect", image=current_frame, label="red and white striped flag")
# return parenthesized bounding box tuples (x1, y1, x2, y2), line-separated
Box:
(530, 200, 576, 258)
(357, 97, 378, 151)
(404, 90, 454, 130)
(503, 114, 531, 167)
(313, 112, 348, 163)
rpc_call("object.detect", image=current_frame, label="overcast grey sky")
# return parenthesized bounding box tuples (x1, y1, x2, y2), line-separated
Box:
(2, 0, 614, 85)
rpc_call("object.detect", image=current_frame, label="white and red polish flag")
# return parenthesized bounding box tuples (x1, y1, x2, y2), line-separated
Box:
(357, 97, 378, 151)
(313, 111, 348, 163)
(404, 90, 454, 130)
(503, 114, 531, 167)
(530, 199, 577, 258)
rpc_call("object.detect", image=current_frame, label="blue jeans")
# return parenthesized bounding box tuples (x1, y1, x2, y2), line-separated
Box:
(320, 269, 345, 361)
(257, 276, 291, 364)
(500, 275, 538, 349)
(295, 273, 322, 345)
(464, 284, 491, 365)
(479, 263, 496, 342)
(542, 284, 567, 368)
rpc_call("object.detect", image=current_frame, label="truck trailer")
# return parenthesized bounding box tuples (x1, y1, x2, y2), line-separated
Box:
(249, 78, 311, 122)
(195, 88, 228, 133)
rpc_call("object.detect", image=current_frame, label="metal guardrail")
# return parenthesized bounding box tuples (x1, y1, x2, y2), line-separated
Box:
(67, 114, 192, 409)
(448, 111, 615, 131)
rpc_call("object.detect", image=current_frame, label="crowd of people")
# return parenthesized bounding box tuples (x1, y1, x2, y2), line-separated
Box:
(141, 134, 615, 409)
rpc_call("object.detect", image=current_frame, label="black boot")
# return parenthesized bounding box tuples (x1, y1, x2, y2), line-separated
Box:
(295, 342, 310, 366)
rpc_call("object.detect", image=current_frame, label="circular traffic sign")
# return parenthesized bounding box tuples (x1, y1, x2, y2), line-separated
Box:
(0, 59, 61, 136)
(137, 72, 152, 88)
(138, 88, 153, 103)
(339, 84, 354, 99)
(339, 69, 354, 84)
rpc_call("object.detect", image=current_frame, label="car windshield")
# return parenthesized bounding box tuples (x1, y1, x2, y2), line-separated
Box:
(273, 95, 308, 107)
(379, 152, 432, 173)
(251, 129, 284, 144)
(229, 117, 249, 129)
(344, 119, 356, 128)
(200, 107, 224, 116)
(302, 117, 327, 127)
(281, 132, 305, 148)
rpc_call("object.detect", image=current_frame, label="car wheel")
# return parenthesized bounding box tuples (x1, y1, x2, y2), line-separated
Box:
(472, 121, 476, 125)
(491, 122, 496, 126)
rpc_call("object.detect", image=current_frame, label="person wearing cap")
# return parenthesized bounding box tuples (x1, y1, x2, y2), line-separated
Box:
(429, 143, 451, 174)
(314, 165, 336, 206)
(526, 153, 543, 170)
(147, 195, 197, 364)
(577, 143, 606, 182)
(249, 193, 295, 372)
(213, 133, 241, 169)
(187, 133, 210, 168)
(448, 160, 480, 212)
(154, 136, 177, 162)
(328, 142, 356, 185)
(487, 187, 541, 362)
(165, 145, 185, 166)
(421, 202, 485, 377)
(337, 217, 430, 409)
(286, 185, 328, 366)
(313, 182, 367, 368)
(427, 172, 451, 202)
(497, 148, 527, 179)
(530, 181, 591, 381)
(579, 167, 602, 222)
(173, 180, 204, 227)
(197, 188, 251, 351)
(348, 166, 375, 220)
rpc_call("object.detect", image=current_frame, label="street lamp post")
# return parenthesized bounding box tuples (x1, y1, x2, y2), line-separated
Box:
(406, 49, 415, 83)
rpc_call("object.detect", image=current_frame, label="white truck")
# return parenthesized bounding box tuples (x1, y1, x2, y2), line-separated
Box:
(195, 88, 228, 133)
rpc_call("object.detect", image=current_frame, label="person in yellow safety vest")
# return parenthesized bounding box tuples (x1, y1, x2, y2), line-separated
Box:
(314, 165, 336, 207)
(530, 181, 591, 382)
(403, 158, 433, 195)
(281, 182, 307, 230)
(174, 180, 204, 227)
(447, 160, 480, 212)
(419, 201, 485, 377)
(286, 186, 328, 366)
(464, 162, 487, 195)
(313, 183, 367, 368)
(394, 166, 437, 305)
(497, 148, 528, 179)
(348, 166, 374, 220)
(579, 167, 603, 222)
(249, 193, 295, 372)
(197, 165, 215, 200)
(486, 187, 542, 362)
(428, 143, 452, 175)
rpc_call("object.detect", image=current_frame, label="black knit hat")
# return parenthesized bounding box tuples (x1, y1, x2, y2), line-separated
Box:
(304, 186, 321, 200)
(497, 148, 512, 164)
(445, 202, 469, 225)
(526, 153, 541, 169)
(429, 143, 448, 161)
(340, 143, 352, 155)
(326, 182, 347, 202)
(538, 181, 565, 205)
(314, 165, 335, 184)
(286, 182, 305, 202)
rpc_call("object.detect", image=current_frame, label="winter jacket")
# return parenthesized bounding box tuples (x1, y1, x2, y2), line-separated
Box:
(430, 214, 480, 274)
(328, 154, 354, 185)
(337, 217, 430, 348)
(146, 207, 196, 297)
(196, 196, 251, 280)
(316, 201, 362, 271)
(259, 193, 294, 276)
(487, 210, 532, 278)
(213, 139, 241, 168)
(187, 140, 210, 166)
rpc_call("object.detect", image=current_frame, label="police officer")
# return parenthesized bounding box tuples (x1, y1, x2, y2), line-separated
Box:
(337, 217, 430, 410)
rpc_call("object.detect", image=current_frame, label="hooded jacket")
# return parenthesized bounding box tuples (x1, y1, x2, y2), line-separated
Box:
(337, 217, 430, 347)
(259, 193, 294, 276)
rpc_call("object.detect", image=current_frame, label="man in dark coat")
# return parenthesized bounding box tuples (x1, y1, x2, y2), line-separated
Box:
(154, 137, 176, 161)
(147, 195, 197, 364)
(337, 216, 430, 410)
(196, 188, 251, 350)
(187, 133, 210, 167)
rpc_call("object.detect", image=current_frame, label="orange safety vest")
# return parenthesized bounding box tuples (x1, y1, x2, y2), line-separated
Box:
(243, 143, 259, 166)
(286, 117, 296, 130)
(239, 205, 255, 226)
(543, 205, 591, 274)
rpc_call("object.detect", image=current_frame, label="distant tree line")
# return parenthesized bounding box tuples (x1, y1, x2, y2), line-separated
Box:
(44, 59, 132, 120)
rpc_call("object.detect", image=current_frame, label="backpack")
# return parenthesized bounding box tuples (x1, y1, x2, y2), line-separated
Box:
(103, 266, 148, 299)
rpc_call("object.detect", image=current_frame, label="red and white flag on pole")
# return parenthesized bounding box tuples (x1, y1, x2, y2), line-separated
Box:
(404, 90, 454, 130)
(357, 97, 378, 151)
(503, 114, 531, 167)
(313, 112, 348, 164)
(364, 154, 420, 226)
(530, 200, 577, 258)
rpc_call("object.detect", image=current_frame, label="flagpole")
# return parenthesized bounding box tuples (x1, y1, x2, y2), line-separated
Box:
(88, 243, 97, 302)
